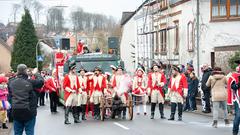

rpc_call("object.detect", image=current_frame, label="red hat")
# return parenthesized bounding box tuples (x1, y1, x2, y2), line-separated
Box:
(0, 76, 8, 84)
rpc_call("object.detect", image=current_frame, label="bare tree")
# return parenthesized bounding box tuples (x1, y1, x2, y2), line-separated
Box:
(47, 7, 64, 33)
(22, 0, 34, 9)
(32, 0, 44, 25)
(71, 7, 84, 31)
(12, 4, 21, 23)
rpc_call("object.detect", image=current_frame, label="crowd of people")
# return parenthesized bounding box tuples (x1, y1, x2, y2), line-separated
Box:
(0, 59, 240, 135)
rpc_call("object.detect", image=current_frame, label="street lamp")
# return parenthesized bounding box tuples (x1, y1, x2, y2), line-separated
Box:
(36, 38, 54, 69)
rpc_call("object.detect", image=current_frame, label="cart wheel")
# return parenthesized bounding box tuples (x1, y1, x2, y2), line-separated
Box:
(128, 96, 133, 120)
(100, 96, 105, 121)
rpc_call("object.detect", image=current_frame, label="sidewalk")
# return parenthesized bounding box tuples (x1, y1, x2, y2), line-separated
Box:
(184, 105, 234, 121)
(0, 123, 12, 135)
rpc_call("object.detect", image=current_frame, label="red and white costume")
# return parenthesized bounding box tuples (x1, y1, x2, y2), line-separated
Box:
(148, 72, 166, 104)
(45, 77, 59, 95)
(112, 74, 131, 104)
(90, 74, 107, 105)
(132, 71, 148, 113)
(63, 73, 80, 107)
(227, 72, 240, 106)
(168, 74, 188, 104)
(78, 75, 88, 106)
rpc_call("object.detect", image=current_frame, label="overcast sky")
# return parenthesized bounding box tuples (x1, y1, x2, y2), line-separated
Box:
(0, 0, 143, 25)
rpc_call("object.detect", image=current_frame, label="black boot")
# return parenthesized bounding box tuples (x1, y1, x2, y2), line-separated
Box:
(159, 103, 166, 119)
(64, 107, 71, 124)
(150, 103, 156, 119)
(94, 104, 100, 120)
(122, 107, 126, 120)
(212, 120, 218, 128)
(82, 105, 87, 120)
(2, 123, 8, 129)
(73, 107, 81, 123)
(178, 103, 183, 121)
(168, 103, 176, 121)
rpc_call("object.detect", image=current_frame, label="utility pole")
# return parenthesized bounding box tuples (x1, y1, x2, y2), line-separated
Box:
(196, 0, 200, 77)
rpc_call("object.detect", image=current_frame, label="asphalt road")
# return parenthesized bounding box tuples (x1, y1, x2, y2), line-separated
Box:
(10, 100, 233, 135)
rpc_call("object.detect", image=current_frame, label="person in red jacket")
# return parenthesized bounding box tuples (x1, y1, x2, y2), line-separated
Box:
(148, 63, 167, 119)
(44, 70, 59, 113)
(77, 68, 88, 120)
(167, 65, 188, 121)
(90, 67, 107, 120)
(132, 67, 148, 116)
(111, 66, 132, 119)
(63, 62, 81, 124)
(228, 64, 240, 135)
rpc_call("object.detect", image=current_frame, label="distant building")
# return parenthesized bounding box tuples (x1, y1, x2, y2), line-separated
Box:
(0, 39, 12, 73)
(120, 0, 240, 75)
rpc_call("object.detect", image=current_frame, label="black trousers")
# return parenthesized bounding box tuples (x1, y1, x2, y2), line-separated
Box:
(50, 92, 58, 112)
(203, 90, 211, 112)
(39, 92, 45, 106)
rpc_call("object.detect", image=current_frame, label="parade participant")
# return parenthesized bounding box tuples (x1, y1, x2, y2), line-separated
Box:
(77, 68, 88, 121)
(85, 72, 94, 117)
(206, 67, 229, 128)
(228, 62, 240, 135)
(167, 65, 188, 121)
(63, 61, 81, 124)
(39, 71, 46, 106)
(44, 69, 59, 113)
(110, 65, 117, 86)
(132, 67, 148, 115)
(112, 66, 131, 119)
(148, 63, 166, 119)
(90, 67, 107, 120)
(77, 40, 84, 54)
(0, 76, 10, 129)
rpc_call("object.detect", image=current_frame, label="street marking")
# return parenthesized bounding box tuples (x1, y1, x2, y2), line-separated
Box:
(114, 122, 130, 130)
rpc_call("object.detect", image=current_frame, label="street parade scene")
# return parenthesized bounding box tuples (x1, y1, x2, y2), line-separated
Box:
(0, 0, 240, 135)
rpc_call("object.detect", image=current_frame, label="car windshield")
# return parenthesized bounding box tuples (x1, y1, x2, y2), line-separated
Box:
(76, 61, 118, 73)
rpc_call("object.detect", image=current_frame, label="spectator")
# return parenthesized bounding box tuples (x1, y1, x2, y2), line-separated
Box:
(188, 72, 199, 111)
(0, 76, 10, 129)
(201, 64, 212, 113)
(9, 64, 44, 135)
(206, 67, 229, 128)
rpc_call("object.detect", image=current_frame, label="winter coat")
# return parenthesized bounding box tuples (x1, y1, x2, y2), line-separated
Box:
(9, 73, 44, 121)
(188, 77, 199, 97)
(201, 68, 212, 92)
(206, 74, 228, 102)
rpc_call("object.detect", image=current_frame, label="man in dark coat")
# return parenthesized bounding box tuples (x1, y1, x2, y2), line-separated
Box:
(9, 64, 44, 135)
(201, 64, 212, 113)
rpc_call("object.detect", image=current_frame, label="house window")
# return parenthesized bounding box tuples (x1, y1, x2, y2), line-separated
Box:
(155, 31, 159, 54)
(160, 0, 168, 9)
(187, 21, 194, 52)
(160, 30, 167, 54)
(174, 20, 179, 55)
(211, 0, 240, 21)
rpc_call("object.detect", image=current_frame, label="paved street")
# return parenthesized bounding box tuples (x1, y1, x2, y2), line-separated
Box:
(10, 100, 232, 135)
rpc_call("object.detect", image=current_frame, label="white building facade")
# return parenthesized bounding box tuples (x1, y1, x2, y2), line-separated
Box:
(120, 0, 240, 75)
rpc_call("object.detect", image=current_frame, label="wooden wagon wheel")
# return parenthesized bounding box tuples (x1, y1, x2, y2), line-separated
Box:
(128, 95, 133, 120)
(100, 96, 105, 121)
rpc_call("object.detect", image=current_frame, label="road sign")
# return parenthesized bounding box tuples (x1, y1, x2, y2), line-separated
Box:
(37, 55, 44, 62)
